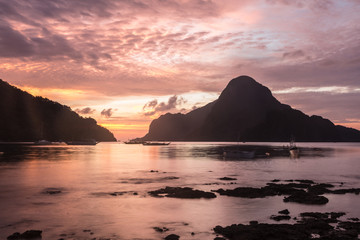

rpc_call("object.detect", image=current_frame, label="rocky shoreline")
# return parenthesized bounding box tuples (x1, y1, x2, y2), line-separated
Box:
(9, 211, 360, 240)
(214, 179, 360, 205)
(7, 179, 360, 240)
(214, 211, 360, 240)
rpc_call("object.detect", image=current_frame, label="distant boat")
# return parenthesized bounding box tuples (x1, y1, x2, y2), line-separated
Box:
(223, 150, 255, 159)
(124, 140, 145, 144)
(289, 138, 300, 158)
(34, 140, 52, 145)
(66, 139, 98, 145)
(142, 142, 170, 146)
(289, 147, 300, 158)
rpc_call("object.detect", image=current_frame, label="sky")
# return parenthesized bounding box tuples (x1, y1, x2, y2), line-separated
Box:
(1, 0, 360, 140)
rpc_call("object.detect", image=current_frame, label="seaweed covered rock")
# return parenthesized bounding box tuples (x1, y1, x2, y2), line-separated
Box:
(7, 230, 42, 240)
(164, 234, 180, 240)
(149, 187, 216, 199)
(213, 180, 359, 205)
(214, 212, 360, 240)
(283, 192, 329, 205)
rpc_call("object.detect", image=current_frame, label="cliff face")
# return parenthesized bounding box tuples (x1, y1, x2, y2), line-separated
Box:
(142, 76, 360, 142)
(0, 79, 116, 142)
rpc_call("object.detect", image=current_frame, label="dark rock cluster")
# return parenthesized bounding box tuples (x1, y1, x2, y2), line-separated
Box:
(214, 179, 360, 205)
(149, 187, 216, 199)
(164, 234, 180, 240)
(214, 212, 360, 240)
(7, 230, 42, 240)
(219, 177, 237, 181)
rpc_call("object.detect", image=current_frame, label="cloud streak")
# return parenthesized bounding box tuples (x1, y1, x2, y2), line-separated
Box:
(143, 95, 186, 116)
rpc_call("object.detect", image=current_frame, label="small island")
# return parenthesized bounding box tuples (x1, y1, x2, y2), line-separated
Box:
(140, 76, 360, 142)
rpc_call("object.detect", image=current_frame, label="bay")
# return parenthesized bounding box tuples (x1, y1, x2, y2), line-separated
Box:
(0, 142, 359, 239)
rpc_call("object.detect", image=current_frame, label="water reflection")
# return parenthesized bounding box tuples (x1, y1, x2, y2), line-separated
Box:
(0, 144, 95, 162)
(0, 142, 359, 239)
(0, 142, 337, 164)
(156, 143, 335, 160)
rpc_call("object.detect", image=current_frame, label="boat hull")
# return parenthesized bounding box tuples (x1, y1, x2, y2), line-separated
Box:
(142, 142, 170, 146)
(66, 140, 97, 145)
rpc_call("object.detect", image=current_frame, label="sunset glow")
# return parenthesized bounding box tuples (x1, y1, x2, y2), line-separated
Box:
(1, 0, 359, 140)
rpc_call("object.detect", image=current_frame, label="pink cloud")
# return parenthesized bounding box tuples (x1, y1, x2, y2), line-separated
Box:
(0, 0, 359, 133)
(143, 95, 186, 116)
(75, 107, 96, 115)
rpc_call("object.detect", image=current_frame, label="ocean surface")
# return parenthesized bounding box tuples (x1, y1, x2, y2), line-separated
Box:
(0, 142, 359, 239)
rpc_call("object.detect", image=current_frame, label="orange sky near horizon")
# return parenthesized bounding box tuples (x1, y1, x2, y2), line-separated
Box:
(1, 0, 360, 140)
(15, 83, 360, 141)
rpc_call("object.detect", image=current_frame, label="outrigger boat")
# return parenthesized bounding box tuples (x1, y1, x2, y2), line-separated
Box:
(142, 142, 170, 146)
(66, 139, 97, 145)
(289, 138, 300, 158)
(124, 140, 145, 144)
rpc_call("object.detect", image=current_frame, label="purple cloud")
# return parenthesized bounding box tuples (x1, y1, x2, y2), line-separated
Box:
(0, 0, 359, 131)
(143, 95, 186, 116)
(283, 50, 305, 59)
(75, 107, 96, 115)
(101, 108, 114, 118)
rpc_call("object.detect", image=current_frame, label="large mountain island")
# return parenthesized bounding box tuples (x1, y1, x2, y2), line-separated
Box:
(142, 76, 360, 142)
(0, 79, 116, 142)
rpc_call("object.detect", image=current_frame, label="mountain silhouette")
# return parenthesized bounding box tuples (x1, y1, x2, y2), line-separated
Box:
(142, 76, 360, 142)
(0, 79, 116, 142)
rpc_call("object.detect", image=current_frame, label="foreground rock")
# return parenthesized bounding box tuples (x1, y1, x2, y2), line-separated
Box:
(214, 223, 309, 240)
(149, 187, 216, 199)
(213, 180, 360, 205)
(153, 227, 169, 233)
(283, 191, 329, 205)
(278, 209, 290, 215)
(270, 215, 291, 221)
(7, 230, 42, 240)
(219, 177, 237, 181)
(164, 234, 180, 240)
(214, 212, 359, 240)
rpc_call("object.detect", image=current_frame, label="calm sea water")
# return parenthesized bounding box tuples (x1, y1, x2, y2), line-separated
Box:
(0, 142, 360, 239)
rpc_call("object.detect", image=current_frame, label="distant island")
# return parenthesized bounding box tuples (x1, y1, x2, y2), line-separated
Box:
(0, 79, 116, 142)
(141, 76, 360, 142)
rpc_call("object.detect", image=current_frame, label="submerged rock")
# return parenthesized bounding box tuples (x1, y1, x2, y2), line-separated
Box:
(299, 212, 346, 223)
(153, 227, 169, 233)
(7, 232, 20, 240)
(278, 209, 290, 215)
(42, 188, 62, 195)
(331, 188, 360, 195)
(7, 230, 42, 240)
(214, 212, 360, 240)
(307, 184, 333, 195)
(283, 192, 329, 205)
(270, 215, 291, 221)
(219, 177, 237, 181)
(295, 179, 315, 184)
(214, 187, 277, 198)
(338, 221, 360, 232)
(214, 223, 310, 240)
(164, 234, 180, 240)
(214, 180, 359, 205)
(149, 187, 216, 199)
